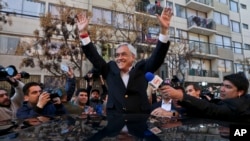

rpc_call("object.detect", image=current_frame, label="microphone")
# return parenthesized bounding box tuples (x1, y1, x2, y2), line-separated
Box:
(145, 72, 172, 89)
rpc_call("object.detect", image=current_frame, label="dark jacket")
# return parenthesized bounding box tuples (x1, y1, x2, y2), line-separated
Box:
(180, 94, 250, 122)
(82, 40, 170, 114)
(16, 101, 67, 119)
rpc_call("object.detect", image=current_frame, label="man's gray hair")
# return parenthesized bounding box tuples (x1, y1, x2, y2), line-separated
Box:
(116, 43, 137, 58)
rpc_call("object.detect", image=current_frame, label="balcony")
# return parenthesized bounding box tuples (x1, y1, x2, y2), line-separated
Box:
(187, 16, 217, 35)
(188, 68, 219, 78)
(189, 41, 219, 59)
(135, 1, 163, 15)
(186, 0, 214, 12)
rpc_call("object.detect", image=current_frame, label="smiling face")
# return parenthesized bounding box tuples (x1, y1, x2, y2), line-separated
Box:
(77, 92, 88, 105)
(115, 45, 135, 73)
(220, 80, 243, 100)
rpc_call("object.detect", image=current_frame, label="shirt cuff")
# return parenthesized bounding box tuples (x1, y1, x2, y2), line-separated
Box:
(159, 34, 169, 43)
(80, 37, 91, 46)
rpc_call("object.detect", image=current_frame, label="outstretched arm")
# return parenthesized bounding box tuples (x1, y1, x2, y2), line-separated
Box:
(157, 7, 173, 35)
(65, 67, 76, 101)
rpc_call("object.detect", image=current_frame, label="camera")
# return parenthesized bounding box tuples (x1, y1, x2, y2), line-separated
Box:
(19, 71, 30, 79)
(0, 65, 18, 81)
(44, 88, 63, 99)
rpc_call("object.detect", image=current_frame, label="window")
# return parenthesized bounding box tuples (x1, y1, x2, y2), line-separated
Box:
(230, 0, 238, 12)
(176, 29, 188, 41)
(242, 23, 248, 29)
(240, 4, 247, 9)
(215, 35, 232, 49)
(175, 4, 186, 18)
(234, 63, 244, 73)
(218, 59, 233, 73)
(166, 1, 173, 9)
(247, 65, 250, 75)
(2, 0, 45, 17)
(169, 27, 175, 37)
(245, 44, 250, 50)
(0, 36, 20, 55)
(214, 11, 229, 26)
(113, 12, 133, 29)
(91, 7, 112, 25)
(231, 21, 240, 33)
(232, 41, 242, 54)
(218, 0, 227, 4)
(189, 58, 211, 76)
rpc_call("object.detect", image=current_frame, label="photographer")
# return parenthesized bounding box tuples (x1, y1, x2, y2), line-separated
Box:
(16, 82, 67, 119)
(0, 76, 24, 121)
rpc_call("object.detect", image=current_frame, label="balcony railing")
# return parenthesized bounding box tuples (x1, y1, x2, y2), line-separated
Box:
(188, 16, 216, 30)
(135, 1, 163, 15)
(186, 0, 214, 12)
(188, 68, 219, 78)
(186, 0, 214, 7)
(189, 41, 218, 56)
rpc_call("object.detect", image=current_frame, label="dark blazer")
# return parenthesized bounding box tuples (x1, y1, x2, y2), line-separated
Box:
(180, 94, 250, 122)
(82, 40, 170, 114)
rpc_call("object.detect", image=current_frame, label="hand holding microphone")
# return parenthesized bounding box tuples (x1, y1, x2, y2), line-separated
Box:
(145, 72, 171, 90)
(145, 72, 184, 100)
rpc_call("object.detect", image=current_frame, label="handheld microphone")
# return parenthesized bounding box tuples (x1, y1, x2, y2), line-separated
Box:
(145, 72, 171, 89)
(145, 72, 163, 89)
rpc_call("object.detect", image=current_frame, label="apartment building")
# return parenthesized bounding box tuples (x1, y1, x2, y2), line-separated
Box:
(0, 0, 250, 92)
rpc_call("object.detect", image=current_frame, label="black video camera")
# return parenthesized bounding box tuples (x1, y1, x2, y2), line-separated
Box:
(19, 71, 30, 79)
(0, 65, 18, 81)
(45, 88, 63, 99)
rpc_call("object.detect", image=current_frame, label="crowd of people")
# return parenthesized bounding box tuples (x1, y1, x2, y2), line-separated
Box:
(0, 8, 250, 140)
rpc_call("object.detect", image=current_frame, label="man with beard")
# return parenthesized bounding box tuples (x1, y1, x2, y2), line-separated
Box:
(0, 77, 24, 121)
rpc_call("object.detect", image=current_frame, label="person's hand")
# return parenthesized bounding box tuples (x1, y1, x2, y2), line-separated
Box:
(159, 85, 184, 101)
(157, 7, 173, 35)
(52, 97, 61, 104)
(67, 67, 74, 78)
(76, 12, 89, 34)
(36, 92, 50, 108)
(151, 107, 173, 117)
(6, 76, 18, 87)
(84, 107, 96, 115)
(13, 73, 21, 80)
(100, 75, 105, 85)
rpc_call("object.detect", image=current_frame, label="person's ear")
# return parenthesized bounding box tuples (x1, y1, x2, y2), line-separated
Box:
(238, 90, 244, 97)
(24, 95, 29, 101)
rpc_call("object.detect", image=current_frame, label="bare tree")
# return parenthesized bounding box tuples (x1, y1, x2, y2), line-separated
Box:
(165, 37, 194, 87)
(0, 0, 13, 29)
(18, 3, 90, 88)
(236, 57, 250, 78)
